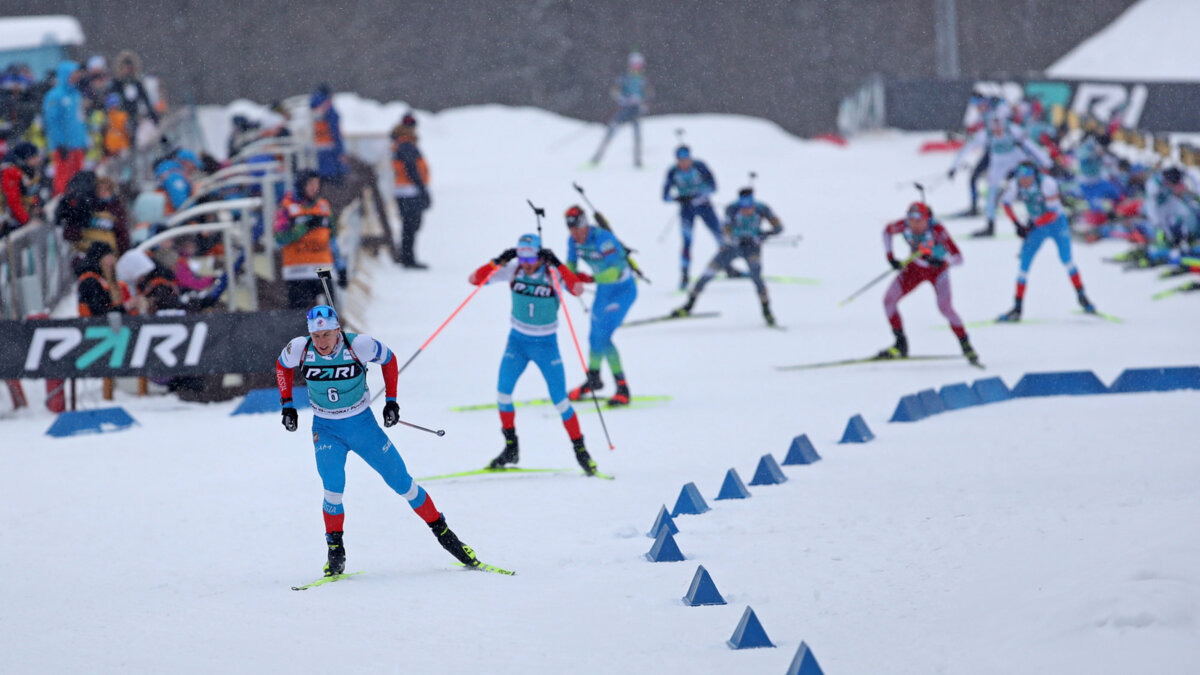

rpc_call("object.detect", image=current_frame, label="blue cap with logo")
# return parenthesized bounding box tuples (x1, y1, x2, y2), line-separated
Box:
(306, 304, 340, 333)
(516, 233, 540, 263)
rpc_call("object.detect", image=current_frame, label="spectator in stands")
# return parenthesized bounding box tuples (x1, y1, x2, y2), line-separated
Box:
(275, 168, 342, 308)
(110, 51, 159, 131)
(391, 112, 431, 269)
(309, 84, 346, 184)
(118, 248, 226, 316)
(78, 55, 111, 110)
(155, 159, 191, 215)
(76, 241, 131, 316)
(42, 61, 90, 195)
(59, 173, 131, 255)
(102, 92, 132, 157)
(0, 64, 40, 148)
(1, 142, 43, 237)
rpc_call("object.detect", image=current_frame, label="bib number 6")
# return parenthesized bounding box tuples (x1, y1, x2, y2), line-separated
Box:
(326, 387, 340, 403)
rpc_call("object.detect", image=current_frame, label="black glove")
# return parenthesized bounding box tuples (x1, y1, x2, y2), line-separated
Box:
(538, 248, 562, 267)
(382, 400, 399, 427)
(948, 167, 957, 179)
(888, 255, 903, 271)
(336, 268, 348, 288)
(675, 195, 691, 206)
(922, 254, 946, 268)
(1016, 223, 1030, 239)
(281, 406, 298, 432)
(493, 248, 517, 265)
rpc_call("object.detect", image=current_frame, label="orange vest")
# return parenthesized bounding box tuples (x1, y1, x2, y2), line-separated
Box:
(280, 197, 334, 277)
(313, 118, 335, 149)
(393, 154, 429, 190)
(77, 271, 131, 317)
(105, 109, 132, 155)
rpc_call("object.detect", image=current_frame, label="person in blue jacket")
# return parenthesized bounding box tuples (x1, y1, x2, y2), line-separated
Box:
(42, 61, 89, 195)
(663, 145, 738, 289)
(309, 83, 346, 184)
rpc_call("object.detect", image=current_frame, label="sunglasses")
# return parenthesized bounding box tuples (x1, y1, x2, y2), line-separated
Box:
(306, 306, 335, 321)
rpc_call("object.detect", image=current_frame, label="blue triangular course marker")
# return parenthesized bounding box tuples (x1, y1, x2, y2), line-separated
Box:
(647, 505, 679, 538)
(917, 388, 946, 415)
(682, 564, 726, 606)
(231, 387, 310, 415)
(786, 641, 825, 675)
(716, 468, 751, 500)
(671, 481, 710, 516)
(783, 434, 821, 465)
(889, 394, 925, 422)
(972, 376, 1011, 404)
(727, 606, 774, 649)
(645, 527, 685, 562)
(749, 454, 787, 486)
(938, 382, 982, 410)
(46, 407, 138, 438)
(1011, 370, 1108, 397)
(1109, 366, 1200, 393)
(839, 414, 874, 443)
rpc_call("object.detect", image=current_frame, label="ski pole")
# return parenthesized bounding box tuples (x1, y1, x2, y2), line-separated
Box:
(572, 182, 651, 284)
(838, 253, 915, 307)
(369, 263, 501, 403)
(396, 418, 446, 437)
(547, 266, 615, 451)
(656, 210, 675, 243)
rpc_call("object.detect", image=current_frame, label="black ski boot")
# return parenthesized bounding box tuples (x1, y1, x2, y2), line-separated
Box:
(568, 369, 603, 401)
(573, 438, 598, 476)
(762, 301, 776, 327)
(488, 428, 519, 469)
(1077, 290, 1096, 314)
(429, 515, 479, 567)
(998, 299, 1022, 322)
(876, 329, 908, 359)
(607, 376, 630, 407)
(325, 531, 346, 577)
(971, 219, 995, 238)
(959, 335, 980, 366)
(671, 294, 696, 318)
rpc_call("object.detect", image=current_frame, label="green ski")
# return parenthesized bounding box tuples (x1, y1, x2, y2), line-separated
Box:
(419, 467, 573, 481)
(291, 570, 363, 591)
(776, 354, 966, 372)
(454, 561, 516, 575)
(451, 395, 670, 412)
(1074, 309, 1123, 323)
(1153, 280, 1200, 299)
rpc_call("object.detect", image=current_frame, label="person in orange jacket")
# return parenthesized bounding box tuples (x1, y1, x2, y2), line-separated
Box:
(274, 169, 344, 308)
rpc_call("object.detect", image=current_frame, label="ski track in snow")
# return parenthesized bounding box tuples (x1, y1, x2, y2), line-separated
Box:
(3, 104, 1199, 674)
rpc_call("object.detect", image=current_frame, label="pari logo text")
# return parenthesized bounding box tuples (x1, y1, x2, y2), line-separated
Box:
(24, 322, 209, 371)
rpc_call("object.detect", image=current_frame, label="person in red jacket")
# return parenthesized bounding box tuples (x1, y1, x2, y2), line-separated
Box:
(1, 142, 42, 236)
(878, 202, 979, 366)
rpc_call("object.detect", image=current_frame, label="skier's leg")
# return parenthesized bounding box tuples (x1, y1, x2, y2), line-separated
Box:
(932, 269, 966, 339)
(680, 204, 697, 287)
(496, 332, 531, 436)
(591, 119, 619, 164)
(313, 416, 352, 534)
(632, 115, 642, 167)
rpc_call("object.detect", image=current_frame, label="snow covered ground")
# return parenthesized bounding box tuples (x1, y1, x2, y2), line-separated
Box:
(1048, 0, 1200, 81)
(4, 105, 1199, 674)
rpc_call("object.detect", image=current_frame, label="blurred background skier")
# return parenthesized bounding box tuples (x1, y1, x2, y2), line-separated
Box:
(589, 51, 651, 168)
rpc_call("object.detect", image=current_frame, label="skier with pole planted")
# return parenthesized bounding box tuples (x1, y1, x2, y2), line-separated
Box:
(996, 162, 1097, 321)
(276, 303, 484, 579)
(877, 202, 979, 365)
(662, 145, 739, 289)
(467, 233, 600, 476)
(671, 186, 783, 326)
(562, 205, 638, 406)
(949, 110, 1051, 238)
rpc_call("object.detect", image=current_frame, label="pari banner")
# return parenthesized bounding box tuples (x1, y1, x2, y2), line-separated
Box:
(1, 310, 308, 379)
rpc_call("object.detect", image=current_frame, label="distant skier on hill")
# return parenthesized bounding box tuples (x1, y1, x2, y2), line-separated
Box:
(562, 205, 638, 406)
(996, 162, 1097, 322)
(468, 233, 600, 476)
(275, 304, 484, 578)
(949, 112, 1052, 238)
(590, 51, 652, 168)
(878, 202, 979, 365)
(671, 187, 783, 327)
(663, 145, 740, 289)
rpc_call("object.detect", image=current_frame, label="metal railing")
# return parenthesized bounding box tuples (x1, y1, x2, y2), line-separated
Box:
(0, 215, 75, 320)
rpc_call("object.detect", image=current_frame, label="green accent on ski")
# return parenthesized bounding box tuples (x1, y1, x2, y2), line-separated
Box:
(776, 355, 964, 372)
(450, 394, 671, 413)
(418, 467, 573, 481)
(291, 570, 363, 590)
(1074, 309, 1123, 323)
(1153, 281, 1200, 300)
(454, 561, 516, 575)
(715, 273, 820, 285)
(588, 471, 615, 480)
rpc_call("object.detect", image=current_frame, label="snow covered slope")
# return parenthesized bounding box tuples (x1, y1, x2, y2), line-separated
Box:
(1048, 0, 1200, 81)
(4, 107, 1198, 674)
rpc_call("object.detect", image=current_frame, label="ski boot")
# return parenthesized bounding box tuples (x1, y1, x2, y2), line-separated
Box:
(762, 301, 776, 327)
(488, 428, 519, 469)
(568, 369, 603, 402)
(959, 335, 980, 366)
(607, 376, 630, 407)
(428, 515, 479, 567)
(573, 438, 598, 476)
(997, 300, 1022, 323)
(1077, 290, 1096, 314)
(971, 219, 995, 238)
(324, 531, 346, 577)
(876, 329, 908, 359)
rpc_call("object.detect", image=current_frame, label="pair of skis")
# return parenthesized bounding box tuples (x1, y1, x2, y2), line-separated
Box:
(292, 559, 516, 591)
(776, 353, 983, 372)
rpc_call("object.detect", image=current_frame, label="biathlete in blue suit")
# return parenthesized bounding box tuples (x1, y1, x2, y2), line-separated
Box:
(276, 304, 483, 576)
(663, 145, 739, 289)
(467, 233, 599, 476)
(561, 205, 638, 406)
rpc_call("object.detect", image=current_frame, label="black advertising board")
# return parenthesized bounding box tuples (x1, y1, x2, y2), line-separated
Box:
(0, 310, 308, 379)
